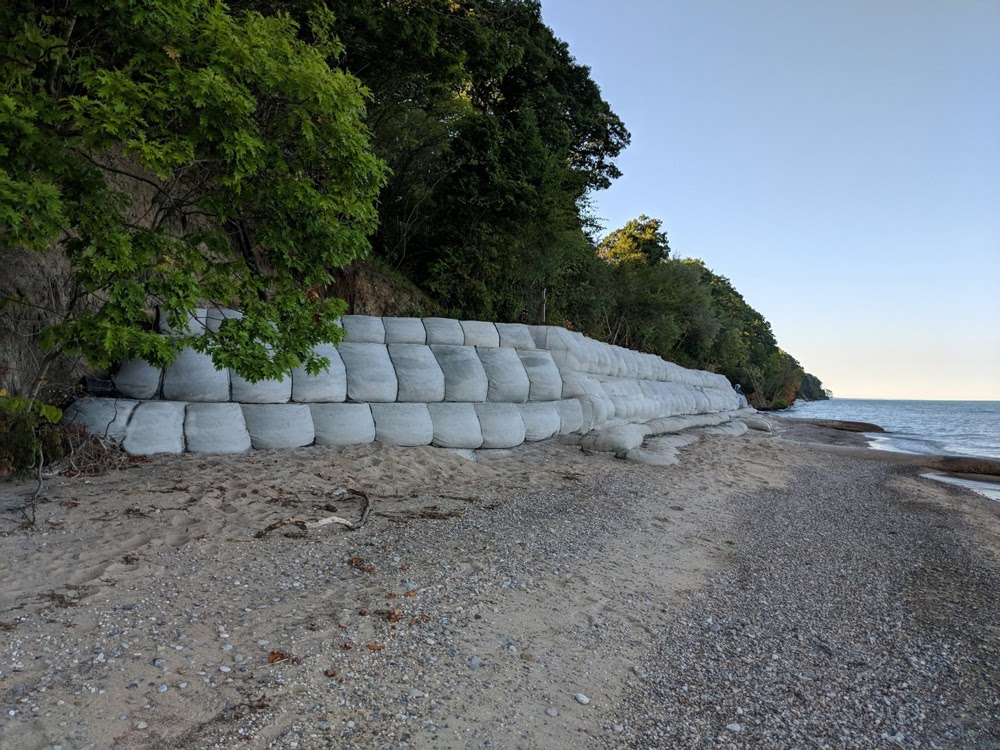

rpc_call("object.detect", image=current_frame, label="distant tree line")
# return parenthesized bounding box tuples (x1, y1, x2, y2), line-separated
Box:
(0, 0, 826, 410)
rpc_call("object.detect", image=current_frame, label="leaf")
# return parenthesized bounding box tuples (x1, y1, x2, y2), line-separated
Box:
(348, 556, 375, 573)
(267, 650, 288, 664)
(366, 643, 384, 652)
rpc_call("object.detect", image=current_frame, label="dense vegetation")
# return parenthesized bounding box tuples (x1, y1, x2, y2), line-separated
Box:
(0, 0, 826, 414)
(1, 0, 385, 389)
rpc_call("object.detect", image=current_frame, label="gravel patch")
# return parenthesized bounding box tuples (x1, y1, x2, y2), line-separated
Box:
(607, 458, 1000, 750)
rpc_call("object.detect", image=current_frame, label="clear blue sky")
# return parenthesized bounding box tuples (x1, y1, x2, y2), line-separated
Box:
(540, 0, 1000, 400)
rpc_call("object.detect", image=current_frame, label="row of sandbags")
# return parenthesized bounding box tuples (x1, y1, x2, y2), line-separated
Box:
(114, 343, 565, 405)
(150, 311, 732, 389)
(567, 374, 743, 430)
(159, 309, 543, 349)
(72, 312, 747, 454)
(64, 397, 585, 455)
(538, 326, 732, 389)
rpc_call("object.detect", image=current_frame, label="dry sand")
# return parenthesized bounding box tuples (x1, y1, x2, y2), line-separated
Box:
(0, 422, 997, 750)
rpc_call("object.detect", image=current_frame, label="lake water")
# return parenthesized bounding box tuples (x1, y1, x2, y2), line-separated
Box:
(783, 399, 1000, 500)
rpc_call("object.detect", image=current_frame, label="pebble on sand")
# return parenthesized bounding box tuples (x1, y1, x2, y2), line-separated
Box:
(574, 693, 590, 705)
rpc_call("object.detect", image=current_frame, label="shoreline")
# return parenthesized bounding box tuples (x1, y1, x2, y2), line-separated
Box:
(1, 423, 998, 749)
(773, 415, 1000, 501)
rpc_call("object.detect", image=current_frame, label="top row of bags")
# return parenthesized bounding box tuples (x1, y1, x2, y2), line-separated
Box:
(142, 311, 733, 395)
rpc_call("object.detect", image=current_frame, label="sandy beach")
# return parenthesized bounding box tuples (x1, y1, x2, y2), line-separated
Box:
(1, 421, 997, 750)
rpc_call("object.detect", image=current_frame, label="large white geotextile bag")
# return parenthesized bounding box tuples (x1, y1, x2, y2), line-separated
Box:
(388, 345, 446, 402)
(579, 424, 647, 453)
(383, 317, 427, 344)
(474, 403, 526, 448)
(427, 403, 484, 449)
(341, 315, 386, 344)
(370, 403, 434, 446)
(525, 325, 550, 350)
(158, 307, 208, 336)
(516, 350, 563, 401)
(231, 367, 291, 404)
(539, 327, 582, 373)
(477, 347, 530, 403)
(185, 403, 252, 453)
(113, 359, 161, 399)
(422, 317, 465, 345)
(123, 401, 186, 455)
(241, 404, 315, 449)
(291, 344, 347, 402)
(431, 345, 489, 402)
(552, 399, 584, 435)
(517, 403, 561, 442)
(63, 397, 137, 443)
(595, 342, 613, 376)
(495, 323, 536, 350)
(338, 343, 398, 402)
(162, 348, 230, 402)
(461, 321, 500, 348)
(310, 403, 376, 445)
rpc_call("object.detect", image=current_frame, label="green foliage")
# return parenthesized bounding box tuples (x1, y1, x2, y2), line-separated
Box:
(307, 0, 629, 322)
(584, 222, 821, 409)
(1, 0, 386, 382)
(1, 0, 826, 407)
(798, 372, 830, 401)
(598, 215, 670, 265)
(0, 395, 66, 476)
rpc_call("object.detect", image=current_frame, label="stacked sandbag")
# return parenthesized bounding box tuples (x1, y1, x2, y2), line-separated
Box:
(78, 312, 746, 455)
(185, 403, 252, 453)
(477, 347, 529, 403)
(389, 345, 446, 403)
(427, 403, 484, 449)
(242, 404, 314, 449)
(291, 344, 347, 403)
(311, 403, 375, 445)
(338, 343, 398, 402)
(63, 398, 138, 443)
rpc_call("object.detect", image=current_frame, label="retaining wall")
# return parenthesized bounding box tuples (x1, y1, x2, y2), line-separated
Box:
(65, 313, 749, 455)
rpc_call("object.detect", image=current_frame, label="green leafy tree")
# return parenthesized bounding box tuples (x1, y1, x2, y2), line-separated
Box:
(797, 372, 830, 401)
(1, 0, 386, 391)
(292, 0, 629, 322)
(597, 214, 670, 265)
(590, 218, 719, 364)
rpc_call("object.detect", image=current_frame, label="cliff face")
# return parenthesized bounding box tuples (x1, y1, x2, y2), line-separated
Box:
(0, 245, 89, 400)
(1, 154, 212, 400)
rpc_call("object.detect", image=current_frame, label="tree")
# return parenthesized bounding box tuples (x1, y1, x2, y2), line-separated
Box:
(590, 218, 720, 364)
(797, 372, 830, 401)
(304, 0, 629, 322)
(598, 214, 670, 265)
(0, 0, 386, 392)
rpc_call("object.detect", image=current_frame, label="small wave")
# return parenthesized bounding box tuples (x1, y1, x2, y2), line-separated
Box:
(791, 399, 1000, 461)
(922, 472, 1000, 502)
(867, 433, 947, 456)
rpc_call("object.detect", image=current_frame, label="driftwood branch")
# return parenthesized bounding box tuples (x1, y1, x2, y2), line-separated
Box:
(254, 488, 371, 538)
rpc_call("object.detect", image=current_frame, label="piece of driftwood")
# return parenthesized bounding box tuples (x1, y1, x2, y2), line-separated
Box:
(254, 487, 371, 538)
(308, 515, 355, 529)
